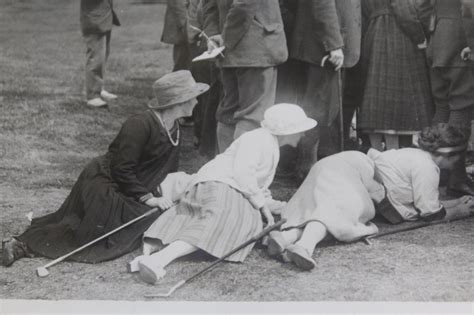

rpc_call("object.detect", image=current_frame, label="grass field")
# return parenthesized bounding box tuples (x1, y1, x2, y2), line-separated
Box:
(0, 0, 473, 302)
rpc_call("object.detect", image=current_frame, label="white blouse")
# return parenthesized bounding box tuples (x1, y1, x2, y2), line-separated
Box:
(190, 128, 280, 209)
(368, 148, 444, 221)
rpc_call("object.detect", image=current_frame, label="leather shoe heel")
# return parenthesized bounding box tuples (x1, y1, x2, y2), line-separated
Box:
(2, 237, 28, 267)
(447, 183, 474, 197)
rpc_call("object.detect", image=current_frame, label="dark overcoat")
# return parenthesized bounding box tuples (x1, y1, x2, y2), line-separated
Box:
(290, 0, 361, 68)
(80, 0, 120, 35)
(202, 0, 288, 68)
(161, 0, 188, 45)
(427, 0, 474, 67)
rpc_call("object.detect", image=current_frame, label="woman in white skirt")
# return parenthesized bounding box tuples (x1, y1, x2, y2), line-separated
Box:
(132, 103, 317, 284)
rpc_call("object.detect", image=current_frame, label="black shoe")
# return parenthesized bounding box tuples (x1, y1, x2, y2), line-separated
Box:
(447, 183, 474, 197)
(2, 237, 29, 267)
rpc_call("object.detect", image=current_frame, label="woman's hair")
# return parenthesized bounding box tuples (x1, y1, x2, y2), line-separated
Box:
(418, 123, 468, 153)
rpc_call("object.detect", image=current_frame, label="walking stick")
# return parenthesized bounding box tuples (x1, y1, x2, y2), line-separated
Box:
(337, 69, 344, 152)
(362, 213, 473, 245)
(321, 55, 344, 152)
(144, 219, 287, 298)
(36, 208, 160, 277)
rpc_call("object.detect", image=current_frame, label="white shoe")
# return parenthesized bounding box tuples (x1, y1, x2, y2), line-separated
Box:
(138, 260, 166, 285)
(86, 97, 107, 107)
(100, 90, 118, 100)
(128, 255, 146, 273)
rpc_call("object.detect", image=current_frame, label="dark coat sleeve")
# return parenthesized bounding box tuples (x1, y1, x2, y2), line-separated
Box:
(390, 0, 430, 45)
(202, 0, 221, 36)
(161, 0, 188, 44)
(222, 0, 260, 50)
(316, 0, 344, 52)
(80, 0, 119, 35)
(110, 117, 153, 202)
(461, 0, 474, 50)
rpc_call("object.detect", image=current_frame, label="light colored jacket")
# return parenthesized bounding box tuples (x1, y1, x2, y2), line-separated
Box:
(190, 128, 280, 209)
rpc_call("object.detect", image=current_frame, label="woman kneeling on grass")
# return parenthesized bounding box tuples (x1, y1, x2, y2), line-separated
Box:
(129, 103, 317, 284)
(267, 123, 474, 271)
(2, 70, 209, 266)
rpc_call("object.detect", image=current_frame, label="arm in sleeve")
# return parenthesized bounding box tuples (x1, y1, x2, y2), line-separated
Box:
(390, 0, 428, 45)
(202, 0, 220, 36)
(222, 0, 260, 50)
(110, 117, 155, 202)
(461, 0, 474, 50)
(166, 0, 188, 29)
(411, 162, 446, 220)
(311, 0, 344, 52)
(231, 136, 267, 209)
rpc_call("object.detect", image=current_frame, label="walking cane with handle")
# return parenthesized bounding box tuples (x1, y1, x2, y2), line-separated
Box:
(36, 207, 160, 277)
(145, 219, 287, 298)
(321, 55, 345, 152)
(362, 212, 473, 245)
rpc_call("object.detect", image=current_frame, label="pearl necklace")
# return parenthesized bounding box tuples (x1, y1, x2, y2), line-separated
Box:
(155, 112, 180, 147)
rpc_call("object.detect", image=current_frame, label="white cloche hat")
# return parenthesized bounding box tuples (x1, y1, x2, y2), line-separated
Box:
(261, 103, 317, 135)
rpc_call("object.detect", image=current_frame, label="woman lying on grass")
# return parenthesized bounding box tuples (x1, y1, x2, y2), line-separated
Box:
(267, 123, 474, 270)
(2, 70, 209, 266)
(128, 103, 317, 284)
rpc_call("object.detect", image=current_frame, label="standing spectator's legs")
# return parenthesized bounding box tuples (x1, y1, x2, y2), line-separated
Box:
(84, 31, 110, 100)
(431, 67, 451, 125)
(199, 64, 222, 159)
(342, 64, 363, 142)
(275, 59, 301, 175)
(233, 67, 277, 139)
(296, 63, 339, 179)
(172, 42, 191, 71)
(189, 43, 207, 146)
(448, 107, 473, 191)
(431, 66, 474, 195)
(216, 67, 277, 152)
(216, 68, 239, 152)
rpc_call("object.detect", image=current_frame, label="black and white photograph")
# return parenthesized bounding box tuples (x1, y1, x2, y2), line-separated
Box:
(1, 0, 473, 313)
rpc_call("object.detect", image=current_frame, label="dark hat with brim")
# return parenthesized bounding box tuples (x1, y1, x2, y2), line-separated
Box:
(147, 70, 210, 110)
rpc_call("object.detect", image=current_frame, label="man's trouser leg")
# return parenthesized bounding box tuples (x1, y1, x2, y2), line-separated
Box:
(172, 42, 191, 71)
(276, 59, 301, 173)
(296, 63, 339, 178)
(431, 66, 474, 190)
(216, 67, 277, 152)
(216, 68, 239, 152)
(84, 31, 110, 100)
(233, 67, 277, 139)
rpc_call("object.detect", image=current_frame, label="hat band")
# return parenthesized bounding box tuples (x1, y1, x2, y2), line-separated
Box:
(435, 144, 467, 154)
(265, 120, 309, 133)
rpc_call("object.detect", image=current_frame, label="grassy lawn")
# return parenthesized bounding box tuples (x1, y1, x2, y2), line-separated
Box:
(0, 0, 473, 302)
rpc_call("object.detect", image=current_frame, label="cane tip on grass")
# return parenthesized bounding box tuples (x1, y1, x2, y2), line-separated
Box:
(36, 267, 49, 277)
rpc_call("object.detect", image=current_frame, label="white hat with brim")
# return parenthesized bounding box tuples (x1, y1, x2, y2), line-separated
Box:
(147, 70, 210, 110)
(261, 103, 317, 136)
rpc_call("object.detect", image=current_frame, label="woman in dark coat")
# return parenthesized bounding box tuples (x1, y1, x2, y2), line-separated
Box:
(2, 70, 209, 266)
(359, 0, 434, 150)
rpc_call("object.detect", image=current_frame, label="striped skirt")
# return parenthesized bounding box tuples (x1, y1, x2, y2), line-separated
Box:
(143, 181, 263, 262)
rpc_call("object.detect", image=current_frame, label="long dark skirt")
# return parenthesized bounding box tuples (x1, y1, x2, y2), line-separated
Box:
(359, 1, 434, 133)
(17, 155, 160, 263)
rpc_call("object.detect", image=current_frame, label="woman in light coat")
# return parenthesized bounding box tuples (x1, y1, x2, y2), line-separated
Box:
(267, 123, 474, 271)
